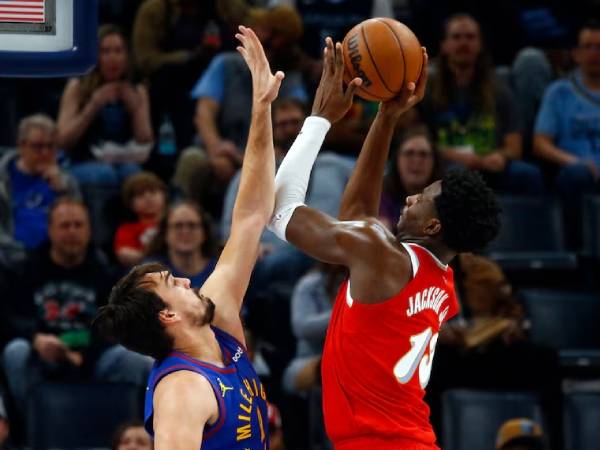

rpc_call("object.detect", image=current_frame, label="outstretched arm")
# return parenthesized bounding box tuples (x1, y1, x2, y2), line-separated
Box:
(338, 49, 428, 221)
(201, 26, 283, 344)
(268, 38, 367, 265)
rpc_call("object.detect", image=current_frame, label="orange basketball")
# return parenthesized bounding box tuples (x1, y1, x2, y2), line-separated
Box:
(342, 18, 423, 102)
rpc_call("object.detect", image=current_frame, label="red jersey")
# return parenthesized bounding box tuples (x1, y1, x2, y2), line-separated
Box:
(321, 243, 460, 450)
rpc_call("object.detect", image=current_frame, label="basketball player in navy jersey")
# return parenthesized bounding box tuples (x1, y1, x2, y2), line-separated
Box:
(95, 27, 284, 450)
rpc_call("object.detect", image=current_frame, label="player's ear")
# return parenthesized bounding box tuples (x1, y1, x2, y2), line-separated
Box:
(424, 217, 441, 236)
(158, 309, 179, 326)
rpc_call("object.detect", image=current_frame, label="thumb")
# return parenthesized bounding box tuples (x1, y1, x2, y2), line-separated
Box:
(344, 77, 362, 103)
(272, 70, 285, 91)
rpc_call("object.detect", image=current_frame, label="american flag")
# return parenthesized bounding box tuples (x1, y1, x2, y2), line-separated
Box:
(0, 0, 45, 24)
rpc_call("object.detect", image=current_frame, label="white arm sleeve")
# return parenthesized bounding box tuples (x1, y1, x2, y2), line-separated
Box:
(267, 116, 331, 241)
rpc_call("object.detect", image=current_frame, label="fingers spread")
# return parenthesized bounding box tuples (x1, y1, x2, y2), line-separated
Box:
(334, 42, 344, 78)
(325, 37, 335, 75)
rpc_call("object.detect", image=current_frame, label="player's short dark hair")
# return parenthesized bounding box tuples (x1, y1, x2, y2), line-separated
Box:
(94, 263, 173, 361)
(434, 170, 501, 252)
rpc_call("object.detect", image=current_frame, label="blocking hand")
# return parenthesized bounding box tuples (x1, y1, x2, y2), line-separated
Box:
(236, 25, 284, 105)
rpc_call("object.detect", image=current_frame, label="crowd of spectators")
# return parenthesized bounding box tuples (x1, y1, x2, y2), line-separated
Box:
(0, 0, 599, 449)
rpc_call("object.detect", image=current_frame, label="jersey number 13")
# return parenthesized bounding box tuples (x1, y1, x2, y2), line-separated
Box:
(393, 327, 439, 389)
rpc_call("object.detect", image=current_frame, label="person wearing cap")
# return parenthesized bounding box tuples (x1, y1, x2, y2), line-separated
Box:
(496, 418, 545, 450)
(190, 4, 308, 186)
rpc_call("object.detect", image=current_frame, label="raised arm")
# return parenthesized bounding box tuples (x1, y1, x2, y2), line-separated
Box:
(268, 38, 367, 265)
(338, 48, 428, 221)
(201, 26, 283, 343)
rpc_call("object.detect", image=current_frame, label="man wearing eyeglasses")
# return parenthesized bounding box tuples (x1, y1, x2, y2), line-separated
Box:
(0, 114, 79, 251)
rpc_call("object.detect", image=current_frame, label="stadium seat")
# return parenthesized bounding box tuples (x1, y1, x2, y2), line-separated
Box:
(519, 289, 600, 366)
(486, 196, 577, 271)
(27, 382, 142, 450)
(564, 391, 600, 450)
(442, 389, 543, 450)
(582, 195, 600, 259)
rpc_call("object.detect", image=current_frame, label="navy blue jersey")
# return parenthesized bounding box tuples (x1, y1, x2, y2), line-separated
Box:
(145, 326, 269, 449)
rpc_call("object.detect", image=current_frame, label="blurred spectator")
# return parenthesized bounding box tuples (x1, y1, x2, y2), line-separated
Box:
(0, 114, 79, 251)
(422, 13, 544, 194)
(191, 5, 307, 185)
(0, 395, 13, 450)
(268, 402, 285, 450)
(110, 420, 152, 450)
(2, 198, 151, 415)
(282, 265, 346, 394)
(268, 0, 393, 59)
(144, 200, 218, 288)
(221, 99, 353, 290)
(496, 418, 545, 450)
(57, 25, 153, 187)
(114, 172, 167, 267)
(99, 0, 146, 37)
(426, 254, 559, 444)
(533, 20, 600, 247)
(511, 47, 555, 154)
(133, 0, 246, 150)
(379, 127, 443, 231)
(534, 21, 600, 198)
(267, 0, 393, 89)
(171, 147, 224, 219)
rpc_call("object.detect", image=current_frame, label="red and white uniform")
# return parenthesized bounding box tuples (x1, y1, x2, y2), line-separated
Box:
(321, 243, 460, 450)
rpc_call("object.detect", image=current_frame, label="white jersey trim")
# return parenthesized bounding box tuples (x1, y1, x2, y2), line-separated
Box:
(346, 281, 354, 307)
(408, 243, 448, 271)
(401, 243, 420, 278)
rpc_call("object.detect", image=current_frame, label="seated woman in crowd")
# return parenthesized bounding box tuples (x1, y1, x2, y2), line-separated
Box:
(379, 126, 443, 231)
(144, 200, 218, 288)
(57, 24, 153, 187)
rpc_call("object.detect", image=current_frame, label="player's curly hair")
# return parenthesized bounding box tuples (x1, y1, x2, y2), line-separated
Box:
(434, 170, 501, 252)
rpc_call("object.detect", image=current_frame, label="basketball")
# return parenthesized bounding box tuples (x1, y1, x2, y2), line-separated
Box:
(342, 18, 423, 102)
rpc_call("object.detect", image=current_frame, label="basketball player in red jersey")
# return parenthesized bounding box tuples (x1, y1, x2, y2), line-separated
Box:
(268, 39, 501, 449)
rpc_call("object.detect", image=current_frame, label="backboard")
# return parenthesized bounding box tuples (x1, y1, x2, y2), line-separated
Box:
(0, 0, 98, 77)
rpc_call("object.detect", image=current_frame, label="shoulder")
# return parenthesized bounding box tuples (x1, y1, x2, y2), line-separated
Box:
(153, 369, 218, 420)
(544, 78, 573, 99)
(336, 217, 396, 249)
(155, 369, 213, 395)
